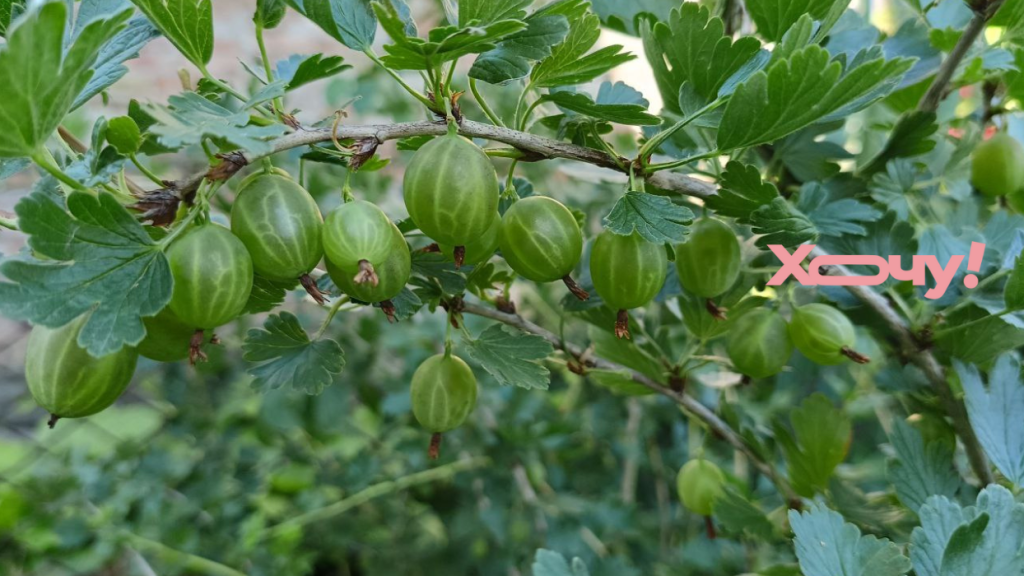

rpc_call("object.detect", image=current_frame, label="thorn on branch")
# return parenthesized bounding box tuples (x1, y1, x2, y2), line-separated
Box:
(207, 152, 248, 181)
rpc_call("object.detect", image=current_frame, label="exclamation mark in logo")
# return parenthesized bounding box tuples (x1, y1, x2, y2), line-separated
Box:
(963, 242, 985, 289)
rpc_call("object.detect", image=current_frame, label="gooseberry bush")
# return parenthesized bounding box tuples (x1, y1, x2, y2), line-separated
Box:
(2, 0, 1024, 574)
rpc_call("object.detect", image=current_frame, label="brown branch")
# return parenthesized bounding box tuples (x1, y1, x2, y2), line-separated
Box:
(460, 302, 800, 503)
(918, 1, 1005, 113)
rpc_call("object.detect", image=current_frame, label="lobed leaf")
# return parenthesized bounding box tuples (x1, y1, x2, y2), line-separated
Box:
(0, 1, 131, 157)
(956, 355, 1024, 487)
(0, 191, 171, 357)
(886, 420, 960, 513)
(143, 92, 287, 155)
(243, 312, 346, 395)
(747, 0, 851, 42)
(717, 45, 914, 152)
(603, 192, 693, 244)
(706, 161, 781, 220)
(469, 11, 569, 85)
(790, 502, 911, 576)
(541, 88, 660, 126)
(797, 182, 882, 238)
(463, 324, 553, 390)
(774, 394, 851, 498)
(530, 7, 634, 88)
(130, 0, 213, 67)
(749, 197, 818, 249)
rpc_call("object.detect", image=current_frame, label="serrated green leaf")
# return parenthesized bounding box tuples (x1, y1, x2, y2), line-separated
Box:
(747, 0, 851, 42)
(775, 125, 852, 182)
(463, 324, 553, 390)
(106, 116, 142, 155)
(1006, 256, 1024, 310)
(530, 9, 634, 88)
(283, 54, 351, 90)
(65, 118, 128, 187)
(458, 0, 531, 27)
(245, 276, 298, 315)
(957, 355, 1024, 486)
(860, 111, 939, 176)
(591, 0, 674, 36)
(790, 502, 911, 576)
(243, 312, 345, 395)
(938, 305, 1024, 363)
(587, 324, 663, 382)
(541, 88, 660, 126)
(749, 198, 818, 249)
(533, 549, 590, 576)
(469, 13, 569, 85)
(143, 92, 287, 155)
(715, 487, 776, 540)
(604, 192, 693, 244)
(641, 3, 762, 112)
(775, 394, 850, 497)
(0, 0, 25, 37)
(707, 161, 781, 220)
(911, 486, 1024, 576)
(73, 11, 162, 111)
(374, 0, 526, 71)
(130, 0, 212, 67)
(411, 251, 468, 296)
(0, 2, 131, 157)
(717, 46, 913, 151)
(286, 0, 373, 50)
(0, 191, 171, 356)
(887, 420, 960, 513)
(797, 182, 882, 238)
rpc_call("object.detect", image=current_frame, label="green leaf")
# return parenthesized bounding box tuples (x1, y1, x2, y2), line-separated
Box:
(530, 8, 634, 88)
(774, 394, 851, 498)
(797, 182, 882, 238)
(717, 46, 914, 151)
(790, 502, 911, 576)
(143, 91, 287, 155)
(0, 2, 131, 157)
(285, 0, 376, 50)
(715, 488, 776, 540)
(640, 3, 762, 112)
(533, 549, 590, 576)
(283, 54, 351, 90)
(373, 0, 526, 71)
(749, 197, 818, 250)
(65, 118, 128, 187)
(255, 0, 287, 29)
(458, 0, 531, 27)
(886, 420, 960, 513)
(0, 0, 25, 37)
(860, 111, 939, 176)
(1006, 255, 1024, 310)
(243, 312, 345, 395)
(73, 11, 162, 111)
(747, 0, 851, 42)
(603, 192, 694, 244)
(707, 161, 781, 220)
(819, 212, 916, 288)
(956, 355, 1024, 487)
(937, 306, 1024, 364)
(587, 325, 663, 385)
(541, 88, 660, 126)
(129, 0, 213, 67)
(911, 486, 1024, 576)
(463, 324, 553, 390)
(106, 116, 142, 155)
(0, 192, 171, 356)
(470, 12, 570, 85)
(244, 276, 297, 315)
(591, 0, 675, 36)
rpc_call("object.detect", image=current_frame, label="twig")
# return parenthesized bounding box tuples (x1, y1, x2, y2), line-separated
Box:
(176, 120, 718, 200)
(918, 1, 1005, 112)
(257, 456, 487, 541)
(809, 247, 994, 485)
(121, 532, 247, 576)
(460, 302, 800, 503)
(621, 399, 642, 505)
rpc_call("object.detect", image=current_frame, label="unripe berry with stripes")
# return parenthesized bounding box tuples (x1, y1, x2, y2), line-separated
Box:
(322, 199, 397, 286)
(26, 316, 138, 424)
(789, 304, 868, 365)
(589, 231, 668, 339)
(326, 222, 411, 307)
(675, 218, 741, 299)
(166, 224, 254, 330)
(410, 353, 478, 459)
(499, 196, 587, 299)
(403, 132, 499, 252)
(230, 173, 324, 282)
(726, 308, 793, 378)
